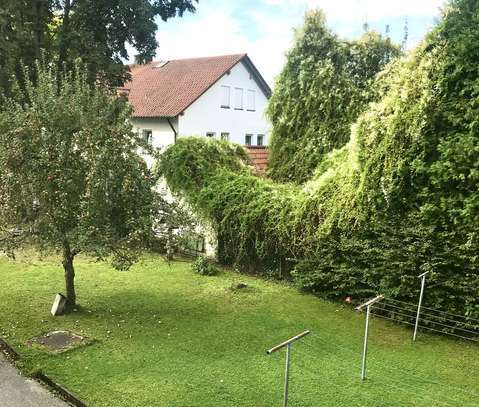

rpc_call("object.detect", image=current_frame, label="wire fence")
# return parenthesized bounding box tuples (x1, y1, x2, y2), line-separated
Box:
(372, 298, 479, 343)
(265, 283, 479, 406)
(279, 331, 479, 407)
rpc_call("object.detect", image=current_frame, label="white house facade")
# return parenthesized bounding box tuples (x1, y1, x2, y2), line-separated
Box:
(178, 60, 270, 146)
(121, 54, 272, 257)
(122, 54, 272, 163)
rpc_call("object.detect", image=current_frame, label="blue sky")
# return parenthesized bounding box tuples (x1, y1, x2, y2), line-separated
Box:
(143, 0, 446, 86)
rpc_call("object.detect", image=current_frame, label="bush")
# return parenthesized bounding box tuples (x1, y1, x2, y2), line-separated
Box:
(160, 0, 479, 321)
(192, 256, 218, 276)
(267, 11, 401, 183)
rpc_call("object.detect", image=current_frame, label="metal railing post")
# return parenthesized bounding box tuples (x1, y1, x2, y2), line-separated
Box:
(356, 295, 384, 381)
(361, 305, 371, 380)
(284, 343, 291, 407)
(413, 271, 430, 342)
(266, 330, 310, 407)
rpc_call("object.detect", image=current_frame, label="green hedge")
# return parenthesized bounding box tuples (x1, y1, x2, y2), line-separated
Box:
(266, 11, 401, 184)
(159, 0, 479, 321)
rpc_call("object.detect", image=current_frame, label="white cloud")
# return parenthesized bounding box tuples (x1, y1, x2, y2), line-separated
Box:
(132, 0, 446, 87)
(154, 3, 296, 86)
(272, 0, 445, 22)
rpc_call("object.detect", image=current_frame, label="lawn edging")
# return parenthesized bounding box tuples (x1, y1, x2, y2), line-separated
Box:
(0, 336, 20, 361)
(32, 370, 89, 407)
(0, 335, 89, 407)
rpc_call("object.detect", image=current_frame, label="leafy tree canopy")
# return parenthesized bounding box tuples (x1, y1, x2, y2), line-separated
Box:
(159, 1, 479, 320)
(267, 10, 401, 184)
(0, 0, 198, 95)
(0, 62, 158, 310)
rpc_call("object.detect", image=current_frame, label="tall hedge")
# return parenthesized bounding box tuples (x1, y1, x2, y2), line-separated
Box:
(160, 0, 479, 321)
(267, 11, 401, 184)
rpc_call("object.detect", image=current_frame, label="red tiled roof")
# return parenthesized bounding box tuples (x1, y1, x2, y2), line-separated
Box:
(124, 54, 247, 118)
(246, 146, 269, 174)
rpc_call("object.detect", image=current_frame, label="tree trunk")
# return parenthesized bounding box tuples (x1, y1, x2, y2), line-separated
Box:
(58, 0, 72, 67)
(62, 240, 76, 311)
(166, 227, 174, 262)
(32, 0, 43, 59)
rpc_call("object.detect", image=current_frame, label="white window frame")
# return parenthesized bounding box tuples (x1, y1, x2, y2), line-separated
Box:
(221, 132, 230, 141)
(142, 129, 153, 145)
(220, 86, 230, 108)
(247, 89, 255, 111)
(206, 131, 216, 138)
(234, 88, 243, 110)
(257, 134, 264, 146)
(245, 134, 252, 146)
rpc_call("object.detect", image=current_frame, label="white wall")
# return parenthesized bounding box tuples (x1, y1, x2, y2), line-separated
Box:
(178, 60, 271, 146)
(131, 117, 177, 167)
(130, 62, 270, 260)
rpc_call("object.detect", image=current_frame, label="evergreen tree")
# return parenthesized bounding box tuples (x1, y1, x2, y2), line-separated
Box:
(267, 11, 401, 184)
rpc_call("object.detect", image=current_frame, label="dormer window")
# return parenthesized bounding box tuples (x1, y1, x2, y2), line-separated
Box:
(221, 86, 230, 108)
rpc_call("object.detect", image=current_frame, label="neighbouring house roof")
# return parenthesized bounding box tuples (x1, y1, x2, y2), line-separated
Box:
(246, 146, 269, 174)
(123, 54, 272, 118)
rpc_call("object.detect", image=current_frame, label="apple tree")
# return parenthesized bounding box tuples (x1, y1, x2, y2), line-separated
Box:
(0, 62, 158, 311)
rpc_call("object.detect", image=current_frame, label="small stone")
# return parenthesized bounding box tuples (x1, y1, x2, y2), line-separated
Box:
(51, 294, 67, 316)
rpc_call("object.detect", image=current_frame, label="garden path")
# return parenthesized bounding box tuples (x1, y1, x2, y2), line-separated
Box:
(0, 353, 69, 407)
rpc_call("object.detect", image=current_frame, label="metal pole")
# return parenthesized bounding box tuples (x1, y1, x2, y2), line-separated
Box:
(284, 343, 291, 407)
(356, 295, 383, 381)
(361, 305, 371, 380)
(413, 271, 429, 341)
(266, 330, 310, 407)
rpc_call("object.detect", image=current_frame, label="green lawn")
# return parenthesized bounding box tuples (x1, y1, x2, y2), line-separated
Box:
(0, 253, 478, 406)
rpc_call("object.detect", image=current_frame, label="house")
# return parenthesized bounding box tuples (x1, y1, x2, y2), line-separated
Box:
(122, 54, 271, 170)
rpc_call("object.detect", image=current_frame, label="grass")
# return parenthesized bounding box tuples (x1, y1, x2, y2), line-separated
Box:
(0, 252, 478, 407)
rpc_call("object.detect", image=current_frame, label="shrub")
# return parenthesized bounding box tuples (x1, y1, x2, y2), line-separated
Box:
(192, 256, 218, 276)
(160, 0, 479, 321)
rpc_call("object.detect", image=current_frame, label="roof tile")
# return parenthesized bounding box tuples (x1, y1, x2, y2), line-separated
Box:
(246, 146, 269, 174)
(125, 54, 246, 118)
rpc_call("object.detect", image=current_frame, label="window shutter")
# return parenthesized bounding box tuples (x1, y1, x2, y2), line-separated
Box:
(221, 86, 230, 108)
(247, 90, 255, 111)
(234, 88, 243, 109)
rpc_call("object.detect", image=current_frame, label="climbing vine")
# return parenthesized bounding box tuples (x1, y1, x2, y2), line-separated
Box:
(267, 11, 401, 184)
(159, 0, 479, 320)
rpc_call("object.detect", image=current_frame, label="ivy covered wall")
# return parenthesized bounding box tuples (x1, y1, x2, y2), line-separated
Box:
(159, 0, 479, 320)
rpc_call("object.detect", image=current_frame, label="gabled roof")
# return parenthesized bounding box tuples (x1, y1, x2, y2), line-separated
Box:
(123, 54, 271, 118)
